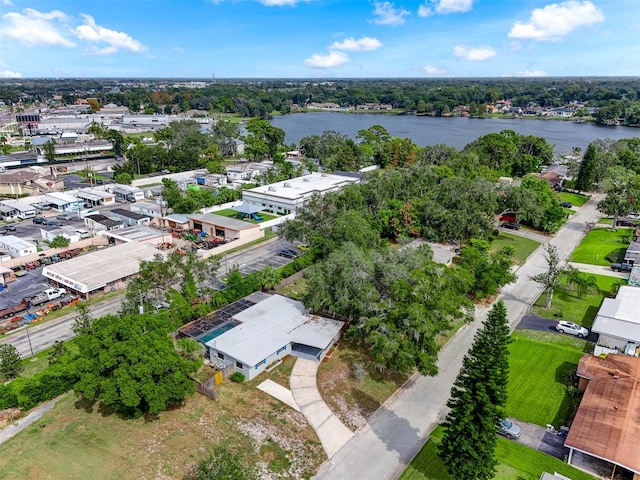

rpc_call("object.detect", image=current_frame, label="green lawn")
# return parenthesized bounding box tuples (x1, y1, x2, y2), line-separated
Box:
(530, 273, 623, 327)
(598, 218, 613, 225)
(559, 192, 589, 207)
(213, 208, 278, 224)
(490, 232, 540, 265)
(506, 331, 585, 427)
(569, 228, 633, 266)
(399, 426, 596, 480)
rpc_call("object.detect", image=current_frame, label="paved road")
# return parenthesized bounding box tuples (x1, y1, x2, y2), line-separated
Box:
(313, 194, 604, 480)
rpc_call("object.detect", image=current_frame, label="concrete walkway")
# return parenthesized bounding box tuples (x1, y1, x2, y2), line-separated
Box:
(256, 379, 300, 412)
(313, 194, 605, 480)
(0, 397, 60, 445)
(568, 261, 629, 279)
(290, 358, 354, 459)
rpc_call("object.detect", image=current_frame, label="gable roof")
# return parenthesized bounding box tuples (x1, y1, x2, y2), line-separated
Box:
(565, 354, 640, 474)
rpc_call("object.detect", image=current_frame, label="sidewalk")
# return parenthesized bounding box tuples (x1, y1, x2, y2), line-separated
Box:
(0, 397, 60, 445)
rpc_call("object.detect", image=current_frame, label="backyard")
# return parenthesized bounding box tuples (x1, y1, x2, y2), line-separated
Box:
(530, 273, 623, 327)
(399, 426, 596, 480)
(569, 228, 633, 266)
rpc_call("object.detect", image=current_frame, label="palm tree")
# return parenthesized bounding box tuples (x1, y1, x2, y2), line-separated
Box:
(575, 274, 598, 299)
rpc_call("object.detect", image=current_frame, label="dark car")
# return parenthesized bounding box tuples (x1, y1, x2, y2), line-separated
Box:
(33, 217, 48, 224)
(560, 201, 573, 208)
(278, 248, 299, 259)
(611, 263, 633, 272)
(47, 220, 63, 227)
(616, 219, 637, 227)
(500, 222, 520, 230)
(3, 225, 16, 231)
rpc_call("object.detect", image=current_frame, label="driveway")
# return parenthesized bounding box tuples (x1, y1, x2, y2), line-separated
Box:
(517, 313, 598, 342)
(313, 194, 605, 480)
(515, 419, 568, 460)
(568, 261, 629, 279)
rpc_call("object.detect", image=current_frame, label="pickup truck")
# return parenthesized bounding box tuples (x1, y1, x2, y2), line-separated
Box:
(0, 299, 30, 319)
(610, 263, 633, 272)
(29, 288, 67, 306)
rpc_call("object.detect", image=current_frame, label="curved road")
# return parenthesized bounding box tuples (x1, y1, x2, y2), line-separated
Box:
(314, 195, 604, 480)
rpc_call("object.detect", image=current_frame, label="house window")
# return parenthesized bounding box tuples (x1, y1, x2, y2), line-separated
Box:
(236, 361, 243, 369)
(276, 346, 287, 355)
(217, 352, 224, 360)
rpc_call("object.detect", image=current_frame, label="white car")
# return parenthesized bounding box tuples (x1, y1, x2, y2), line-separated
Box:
(556, 321, 589, 338)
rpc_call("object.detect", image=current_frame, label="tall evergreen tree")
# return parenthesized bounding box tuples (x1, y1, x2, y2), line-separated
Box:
(438, 300, 511, 480)
(574, 143, 597, 192)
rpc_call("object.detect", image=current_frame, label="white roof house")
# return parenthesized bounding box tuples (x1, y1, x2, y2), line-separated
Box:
(241, 172, 360, 215)
(592, 285, 640, 356)
(42, 241, 161, 295)
(44, 192, 83, 212)
(206, 294, 343, 380)
(0, 199, 37, 219)
(0, 235, 37, 258)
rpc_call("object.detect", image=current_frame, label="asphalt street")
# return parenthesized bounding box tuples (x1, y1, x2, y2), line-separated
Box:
(313, 194, 604, 480)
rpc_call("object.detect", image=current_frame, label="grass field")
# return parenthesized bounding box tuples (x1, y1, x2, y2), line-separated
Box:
(569, 228, 633, 266)
(399, 426, 596, 480)
(530, 273, 623, 327)
(506, 331, 585, 427)
(559, 192, 589, 207)
(490, 232, 540, 265)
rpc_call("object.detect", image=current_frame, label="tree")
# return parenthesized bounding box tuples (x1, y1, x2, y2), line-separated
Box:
(530, 244, 565, 309)
(74, 313, 197, 416)
(244, 118, 284, 160)
(72, 302, 94, 336)
(47, 340, 68, 365)
(43, 139, 56, 161)
(114, 172, 132, 185)
(184, 445, 258, 480)
(459, 240, 516, 299)
(0, 344, 21, 381)
(438, 301, 511, 480)
(49, 235, 70, 249)
(597, 166, 639, 229)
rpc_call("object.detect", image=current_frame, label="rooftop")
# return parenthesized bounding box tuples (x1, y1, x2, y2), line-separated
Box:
(565, 354, 640, 474)
(42, 242, 161, 293)
(188, 213, 259, 231)
(592, 285, 640, 343)
(206, 294, 343, 366)
(104, 225, 163, 243)
(110, 208, 150, 221)
(243, 172, 359, 201)
(0, 235, 36, 250)
(0, 171, 39, 184)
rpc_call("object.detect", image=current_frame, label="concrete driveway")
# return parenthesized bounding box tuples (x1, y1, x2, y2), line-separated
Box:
(515, 419, 568, 460)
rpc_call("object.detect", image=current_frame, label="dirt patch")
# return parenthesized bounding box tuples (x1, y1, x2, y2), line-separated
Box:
(317, 341, 409, 431)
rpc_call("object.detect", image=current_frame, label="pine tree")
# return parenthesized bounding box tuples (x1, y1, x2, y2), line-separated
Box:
(438, 300, 511, 480)
(574, 144, 597, 192)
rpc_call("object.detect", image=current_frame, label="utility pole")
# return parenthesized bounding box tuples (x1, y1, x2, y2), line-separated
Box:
(25, 324, 34, 358)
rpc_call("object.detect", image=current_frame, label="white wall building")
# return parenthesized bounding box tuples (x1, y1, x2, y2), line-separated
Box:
(592, 285, 640, 357)
(0, 199, 37, 219)
(0, 235, 37, 258)
(241, 172, 360, 214)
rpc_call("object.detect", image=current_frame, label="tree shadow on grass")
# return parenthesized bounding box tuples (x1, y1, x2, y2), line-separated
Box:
(581, 305, 599, 328)
(551, 361, 580, 428)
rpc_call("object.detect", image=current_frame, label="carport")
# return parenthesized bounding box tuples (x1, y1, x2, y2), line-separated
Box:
(230, 203, 264, 220)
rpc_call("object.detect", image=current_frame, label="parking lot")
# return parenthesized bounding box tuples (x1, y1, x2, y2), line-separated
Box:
(0, 265, 51, 311)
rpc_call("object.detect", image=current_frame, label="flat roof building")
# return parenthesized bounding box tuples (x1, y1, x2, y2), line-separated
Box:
(0, 235, 37, 258)
(187, 213, 263, 243)
(241, 172, 360, 215)
(42, 241, 162, 296)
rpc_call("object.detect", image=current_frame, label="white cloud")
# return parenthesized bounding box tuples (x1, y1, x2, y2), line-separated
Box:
(418, 0, 474, 17)
(304, 51, 349, 68)
(173, 46, 185, 53)
(453, 45, 496, 61)
(514, 69, 547, 77)
(508, 1, 604, 41)
(370, 2, 410, 26)
(2, 0, 13, 5)
(423, 65, 448, 75)
(74, 14, 147, 55)
(0, 69, 22, 78)
(330, 37, 383, 52)
(0, 8, 75, 47)
(257, 0, 308, 5)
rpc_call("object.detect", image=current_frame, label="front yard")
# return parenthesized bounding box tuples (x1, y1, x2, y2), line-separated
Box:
(530, 273, 623, 328)
(559, 192, 589, 207)
(569, 228, 633, 266)
(399, 426, 596, 480)
(490, 232, 541, 265)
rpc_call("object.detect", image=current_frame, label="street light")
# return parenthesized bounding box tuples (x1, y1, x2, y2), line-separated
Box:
(24, 323, 34, 358)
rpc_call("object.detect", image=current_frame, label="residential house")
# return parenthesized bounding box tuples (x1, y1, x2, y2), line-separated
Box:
(43, 192, 84, 213)
(592, 285, 640, 356)
(0, 199, 37, 219)
(77, 188, 116, 208)
(0, 235, 37, 258)
(565, 354, 640, 480)
(0, 170, 40, 196)
(109, 208, 151, 227)
(84, 214, 124, 234)
(40, 225, 85, 244)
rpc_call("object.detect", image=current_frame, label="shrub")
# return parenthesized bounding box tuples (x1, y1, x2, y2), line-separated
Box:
(230, 372, 245, 383)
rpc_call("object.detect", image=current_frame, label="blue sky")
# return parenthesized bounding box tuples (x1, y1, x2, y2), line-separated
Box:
(0, 0, 638, 78)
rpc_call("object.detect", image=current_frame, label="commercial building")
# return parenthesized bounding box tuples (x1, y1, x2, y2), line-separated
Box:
(241, 172, 360, 214)
(42, 241, 161, 296)
(187, 213, 263, 243)
(201, 294, 343, 380)
(109, 208, 151, 227)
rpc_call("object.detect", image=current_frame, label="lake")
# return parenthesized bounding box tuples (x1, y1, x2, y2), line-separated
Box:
(271, 112, 640, 156)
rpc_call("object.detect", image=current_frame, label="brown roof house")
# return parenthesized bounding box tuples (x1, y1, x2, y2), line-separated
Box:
(565, 354, 640, 479)
(0, 170, 40, 196)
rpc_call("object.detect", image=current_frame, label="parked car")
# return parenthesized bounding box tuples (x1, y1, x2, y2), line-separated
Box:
(555, 320, 589, 338)
(616, 219, 637, 227)
(47, 219, 63, 227)
(33, 216, 48, 224)
(278, 248, 299, 259)
(500, 222, 519, 230)
(560, 201, 573, 208)
(4, 225, 16, 231)
(496, 418, 521, 440)
(611, 263, 633, 272)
